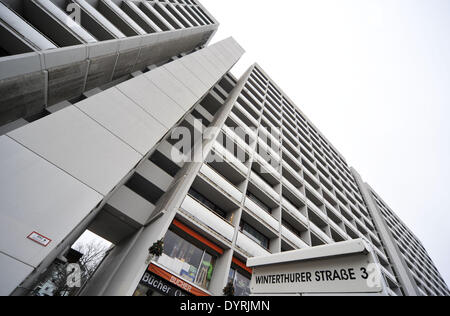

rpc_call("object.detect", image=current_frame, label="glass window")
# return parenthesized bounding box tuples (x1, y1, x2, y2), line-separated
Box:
(195, 252, 216, 289)
(158, 230, 217, 290)
(228, 268, 251, 296)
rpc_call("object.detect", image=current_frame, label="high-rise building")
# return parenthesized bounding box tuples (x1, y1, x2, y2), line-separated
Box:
(0, 0, 447, 297)
(354, 174, 450, 296)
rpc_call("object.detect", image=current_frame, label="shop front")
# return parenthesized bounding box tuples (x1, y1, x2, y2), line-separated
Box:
(134, 263, 210, 296)
(133, 219, 253, 297)
(134, 219, 220, 296)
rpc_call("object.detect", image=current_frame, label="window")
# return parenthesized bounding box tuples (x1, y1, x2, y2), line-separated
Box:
(239, 221, 270, 249)
(158, 230, 217, 290)
(228, 268, 251, 296)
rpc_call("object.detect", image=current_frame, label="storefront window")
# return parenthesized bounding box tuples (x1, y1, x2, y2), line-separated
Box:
(195, 252, 216, 289)
(157, 230, 216, 290)
(228, 268, 251, 296)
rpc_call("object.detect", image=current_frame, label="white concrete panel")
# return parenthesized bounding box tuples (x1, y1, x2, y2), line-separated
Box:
(163, 61, 208, 98)
(136, 160, 173, 191)
(223, 37, 245, 58)
(115, 75, 185, 129)
(0, 136, 103, 268)
(218, 39, 240, 61)
(107, 186, 155, 226)
(8, 106, 142, 196)
(190, 49, 222, 79)
(0, 52, 42, 80)
(206, 44, 229, 69)
(200, 164, 242, 202)
(76, 87, 168, 156)
(43, 45, 89, 70)
(198, 48, 227, 74)
(144, 66, 198, 111)
(281, 226, 309, 249)
(236, 232, 270, 258)
(87, 40, 119, 58)
(0, 253, 33, 296)
(118, 36, 142, 52)
(208, 44, 232, 70)
(244, 198, 279, 231)
(179, 54, 217, 87)
(180, 196, 235, 242)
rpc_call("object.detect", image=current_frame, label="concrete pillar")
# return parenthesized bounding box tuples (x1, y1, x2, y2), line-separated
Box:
(83, 66, 255, 296)
(208, 249, 233, 296)
(352, 168, 420, 296)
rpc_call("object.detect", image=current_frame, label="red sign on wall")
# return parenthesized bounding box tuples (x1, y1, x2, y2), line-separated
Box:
(27, 232, 52, 247)
(148, 264, 210, 296)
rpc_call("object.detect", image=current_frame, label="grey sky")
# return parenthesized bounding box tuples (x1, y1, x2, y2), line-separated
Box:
(203, 0, 450, 285)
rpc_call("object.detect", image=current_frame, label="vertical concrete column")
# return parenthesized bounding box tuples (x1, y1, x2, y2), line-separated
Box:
(270, 205, 282, 253)
(88, 66, 251, 296)
(352, 168, 419, 296)
(229, 65, 268, 248)
(208, 249, 233, 296)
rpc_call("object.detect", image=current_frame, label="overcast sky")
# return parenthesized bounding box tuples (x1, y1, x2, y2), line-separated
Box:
(203, 0, 450, 286)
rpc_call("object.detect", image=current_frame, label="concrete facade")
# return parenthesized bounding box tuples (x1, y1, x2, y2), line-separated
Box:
(0, 0, 448, 297)
(354, 170, 450, 296)
(0, 0, 218, 128)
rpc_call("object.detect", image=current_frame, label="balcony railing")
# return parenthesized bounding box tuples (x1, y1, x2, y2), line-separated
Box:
(381, 265, 399, 286)
(249, 172, 279, 202)
(257, 138, 281, 163)
(282, 197, 309, 227)
(234, 103, 259, 127)
(199, 164, 243, 203)
(180, 195, 235, 242)
(309, 222, 332, 244)
(244, 198, 279, 232)
(282, 177, 305, 202)
(222, 125, 253, 154)
(281, 226, 309, 249)
(253, 152, 280, 177)
(212, 141, 248, 175)
(228, 112, 257, 139)
(236, 232, 271, 258)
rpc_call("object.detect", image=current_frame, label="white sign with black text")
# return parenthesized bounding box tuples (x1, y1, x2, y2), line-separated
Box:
(248, 239, 385, 295)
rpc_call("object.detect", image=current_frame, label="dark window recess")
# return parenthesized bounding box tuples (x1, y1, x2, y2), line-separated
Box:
(188, 188, 227, 219)
(125, 173, 164, 205)
(25, 109, 51, 123)
(149, 150, 181, 177)
(213, 87, 227, 100)
(191, 109, 210, 127)
(247, 192, 271, 213)
(218, 77, 235, 94)
(251, 167, 274, 187)
(239, 221, 270, 249)
(282, 192, 298, 209)
(282, 220, 302, 239)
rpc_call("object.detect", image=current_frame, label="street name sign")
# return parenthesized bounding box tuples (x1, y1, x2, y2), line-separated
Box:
(247, 239, 387, 295)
